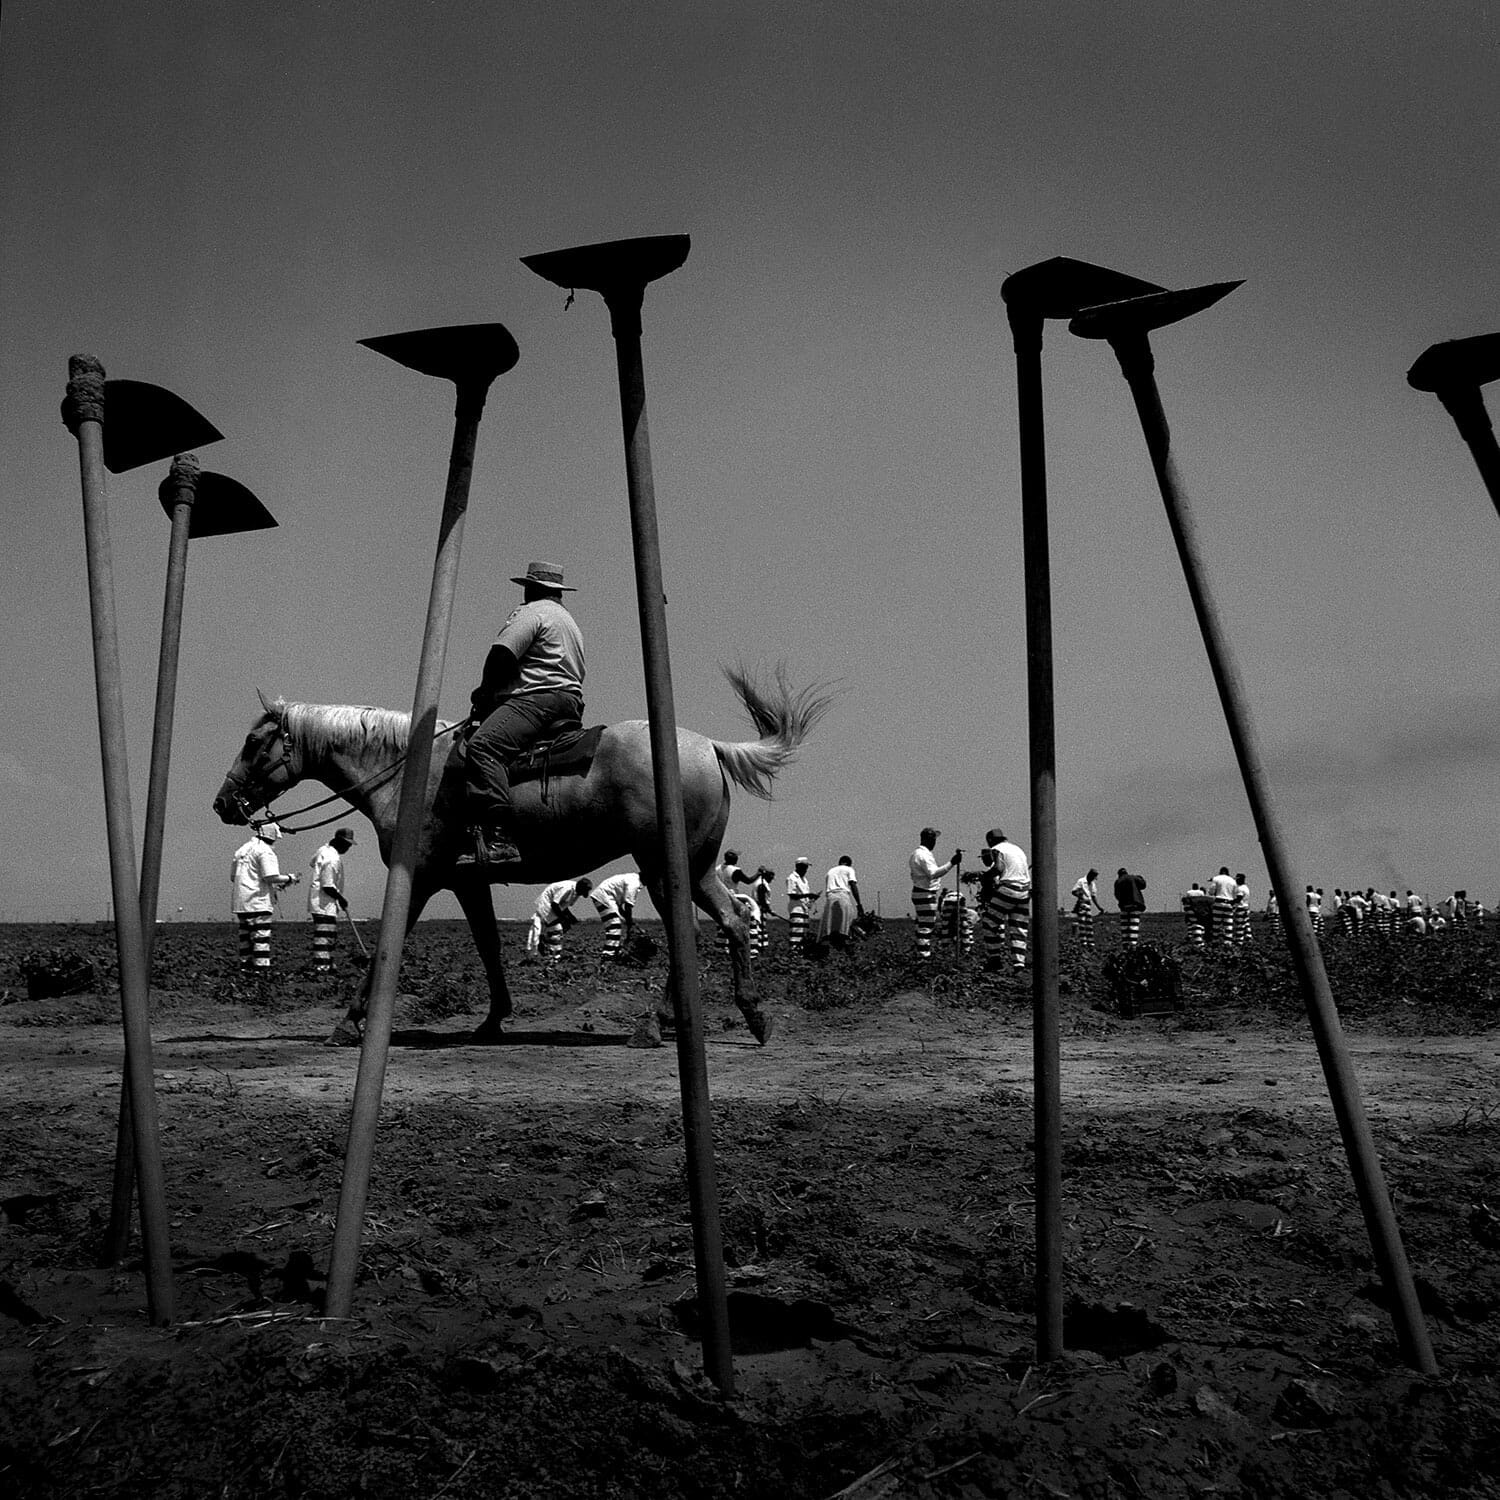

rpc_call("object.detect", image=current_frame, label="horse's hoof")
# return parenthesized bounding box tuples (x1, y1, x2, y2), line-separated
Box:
(628, 1014, 663, 1049)
(745, 1008, 774, 1045)
(471, 1022, 505, 1045)
(326, 1019, 363, 1048)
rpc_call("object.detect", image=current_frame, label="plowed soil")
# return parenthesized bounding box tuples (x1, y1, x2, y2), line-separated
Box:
(2, 918, 1498, 1498)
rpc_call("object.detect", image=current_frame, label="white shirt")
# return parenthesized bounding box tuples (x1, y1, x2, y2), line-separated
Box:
(786, 871, 813, 909)
(536, 879, 586, 919)
(717, 861, 747, 893)
(232, 836, 281, 914)
(592, 872, 641, 911)
(307, 844, 346, 918)
(989, 840, 1031, 888)
(1234, 882, 1250, 907)
(908, 846, 953, 891)
(1209, 872, 1237, 901)
(1071, 876, 1099, 909)
(825, 864, 857, 895)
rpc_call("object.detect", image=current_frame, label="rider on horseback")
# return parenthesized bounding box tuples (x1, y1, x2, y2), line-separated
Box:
(458, 561, 584, 869)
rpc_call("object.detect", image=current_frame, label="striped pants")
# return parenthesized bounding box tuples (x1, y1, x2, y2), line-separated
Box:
(984, 883, 1030, 969)
(237, 911, 273, 971)
(539, 918, 564, 963)
(788, 904, 811, 953)
(939, 893, 973, 953)
(1234, 906, 1251, 946)
(1183, 909, 1205, 948)
(1120, 911, 1142, 948)
(310, 914, 338, 974)
(1074, 907, 1097, 951)
(1211, 898, 1233, 947)
(911, 885, 940, 959)
(593, 902, 626, 958)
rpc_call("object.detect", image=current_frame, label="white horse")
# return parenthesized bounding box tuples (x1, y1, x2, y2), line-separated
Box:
(212, 666, 833, 1046)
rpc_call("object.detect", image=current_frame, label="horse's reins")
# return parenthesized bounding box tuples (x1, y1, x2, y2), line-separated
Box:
(233, 719, 467, 835)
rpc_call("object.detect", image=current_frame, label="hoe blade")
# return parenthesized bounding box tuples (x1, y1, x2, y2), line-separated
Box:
(158, 469, 278, 538)
(1001, 257, 1164, 321)
(1407, 331, 1500, 393)
(359, 323, 519, 388)
(95, 381, 223, 474)
(1069, 281, 1244, 341)
(522, 235, 691, 295)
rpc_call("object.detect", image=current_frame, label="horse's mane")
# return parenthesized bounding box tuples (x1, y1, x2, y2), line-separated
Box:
(278, 701, 457, 762)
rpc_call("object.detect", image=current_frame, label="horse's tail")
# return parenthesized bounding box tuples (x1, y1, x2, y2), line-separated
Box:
(710, 662, 838, 801)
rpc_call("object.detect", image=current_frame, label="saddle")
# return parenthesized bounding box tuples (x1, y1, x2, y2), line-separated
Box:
(507, 722, 605, 800)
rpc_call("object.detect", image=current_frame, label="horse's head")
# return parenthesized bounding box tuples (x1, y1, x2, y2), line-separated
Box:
(212, 689, 302, 825)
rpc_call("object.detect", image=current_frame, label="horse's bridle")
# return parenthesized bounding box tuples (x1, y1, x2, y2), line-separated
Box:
(223, 720, 303, 824)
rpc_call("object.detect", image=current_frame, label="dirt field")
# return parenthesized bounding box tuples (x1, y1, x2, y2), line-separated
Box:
(2, 918, 1498, 1498)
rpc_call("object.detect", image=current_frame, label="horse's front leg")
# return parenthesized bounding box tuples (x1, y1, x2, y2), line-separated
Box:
(325, 875, 439, 1046)
(626, 870, 676, 1049)
(454, 876, 512, 1042)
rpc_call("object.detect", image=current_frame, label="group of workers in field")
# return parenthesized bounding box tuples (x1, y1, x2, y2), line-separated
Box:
(1178, 873, 1491, 951)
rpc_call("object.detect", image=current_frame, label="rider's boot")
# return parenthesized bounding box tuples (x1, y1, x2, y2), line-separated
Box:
(456, 823, 522, 869)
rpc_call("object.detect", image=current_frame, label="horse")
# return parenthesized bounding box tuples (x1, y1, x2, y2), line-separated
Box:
(212, 666, 833, 1047)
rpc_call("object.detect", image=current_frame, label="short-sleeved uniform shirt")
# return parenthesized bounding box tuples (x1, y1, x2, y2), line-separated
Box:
(825, 864, 857, 895)
(307, 844, 345, 918)
(990, 840, 1031, 889)
(592, 872, 641, 912)
(232, 837, 281, 914)
(495, 599, 584, 696)
(908, 846, 950, 891)
(536, 879, 587, 919)
(1209, 872, 1237, 901)
(786, 871, 813, 910)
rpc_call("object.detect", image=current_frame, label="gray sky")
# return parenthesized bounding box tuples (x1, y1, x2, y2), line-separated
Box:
(2, 1, 1496, 924)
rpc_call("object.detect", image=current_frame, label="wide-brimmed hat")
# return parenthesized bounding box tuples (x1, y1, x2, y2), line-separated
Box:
(334, 827, 357, 845)
(510, 560, 577, 592)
